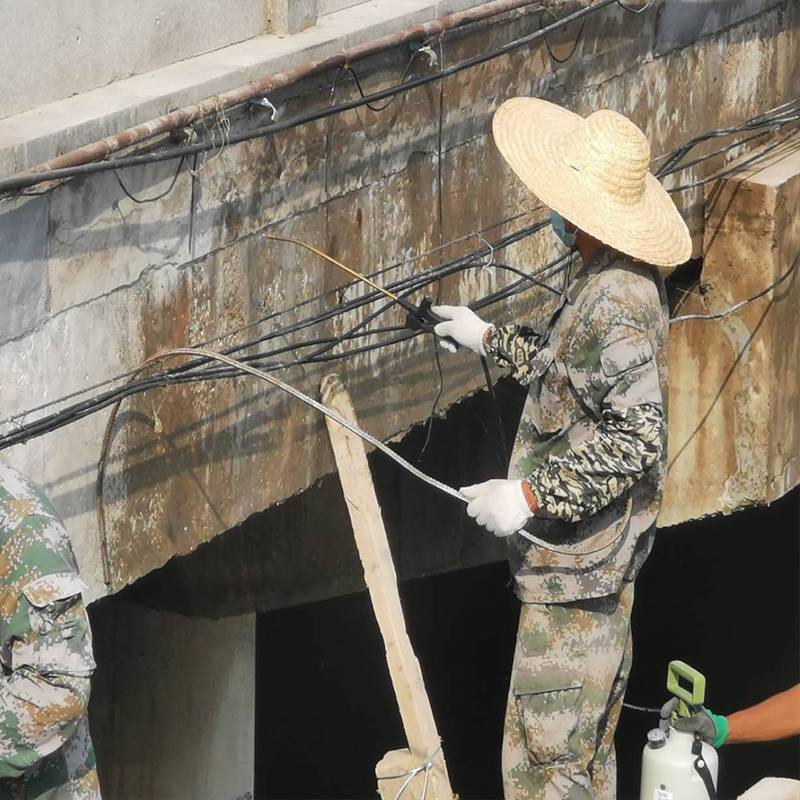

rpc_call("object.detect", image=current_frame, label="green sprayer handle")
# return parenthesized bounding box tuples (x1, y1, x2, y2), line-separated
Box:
(667, 660, 706, 717)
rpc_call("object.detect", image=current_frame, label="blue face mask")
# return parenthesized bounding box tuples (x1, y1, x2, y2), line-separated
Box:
(551, 211, 577, 248)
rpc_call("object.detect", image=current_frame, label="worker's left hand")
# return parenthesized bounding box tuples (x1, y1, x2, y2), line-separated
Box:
(675, 706, 729, 748)
(460, 479, 534, 537)
(660, 699, 729, 748)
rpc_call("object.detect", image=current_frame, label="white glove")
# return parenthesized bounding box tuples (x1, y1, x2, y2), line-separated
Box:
(460, 479, 535, 537)
(431, 305, 493, 355)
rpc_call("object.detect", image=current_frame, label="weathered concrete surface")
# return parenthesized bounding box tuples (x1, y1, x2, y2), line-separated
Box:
(661, 137, 800, 525)
(0, 0, 269, 120)
(0, 194, 49, 342)
(89, 602, 255, 800)
(115, 382, 516, 617)
(0, 0, 798, 603)
(737, 777, 800, 800)
(0, 0, 488, 178)
(269, 0, 319, 36)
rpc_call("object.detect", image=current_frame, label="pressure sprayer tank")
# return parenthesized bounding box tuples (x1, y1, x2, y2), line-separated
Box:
(640, 661, 719, 800)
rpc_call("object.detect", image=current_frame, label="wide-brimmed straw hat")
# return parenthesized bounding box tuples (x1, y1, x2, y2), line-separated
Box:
(492, 98, 692, 270)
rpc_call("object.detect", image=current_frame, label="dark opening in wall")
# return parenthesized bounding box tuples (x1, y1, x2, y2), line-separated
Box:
(664, 256, 703, 316)
(255, 486, 799, 800)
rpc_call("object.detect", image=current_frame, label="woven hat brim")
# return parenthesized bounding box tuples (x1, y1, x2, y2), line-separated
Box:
(492, 98, 692, 268)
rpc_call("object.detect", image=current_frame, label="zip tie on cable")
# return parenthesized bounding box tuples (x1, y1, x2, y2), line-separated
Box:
(476, 235, 495, 268)
(417, 44, 439, 67)
(250, 96, 278, 120)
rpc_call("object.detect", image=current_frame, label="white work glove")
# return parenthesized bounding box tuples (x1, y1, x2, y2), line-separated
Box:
(461, 479, 535, 537)
(431, 305, 493, 355)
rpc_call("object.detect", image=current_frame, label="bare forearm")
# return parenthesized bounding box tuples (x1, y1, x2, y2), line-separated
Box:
(727, 684, 800, 744)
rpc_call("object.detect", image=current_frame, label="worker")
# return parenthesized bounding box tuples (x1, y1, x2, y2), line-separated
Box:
(662, 684, 800, 748)
(0, 462, 100, 799)
(432, 99, 691, 799)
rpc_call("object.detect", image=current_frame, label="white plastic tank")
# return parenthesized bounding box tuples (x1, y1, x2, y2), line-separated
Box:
(640, 727, 719, 800)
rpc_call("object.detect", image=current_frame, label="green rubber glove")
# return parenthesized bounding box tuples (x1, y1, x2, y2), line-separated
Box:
(674, 706, 730, 748)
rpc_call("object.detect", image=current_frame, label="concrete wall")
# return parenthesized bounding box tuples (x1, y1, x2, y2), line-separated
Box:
(662, 139, 800, 525)
(89, 602, 256, 800)
(0, 0, 797, 604)
(0, 0, 486, 178)
(0, 0, 271, 120)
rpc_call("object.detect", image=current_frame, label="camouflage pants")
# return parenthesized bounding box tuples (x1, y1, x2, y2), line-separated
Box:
(502, 582, 634, 800)
(0, 673, 100, 800)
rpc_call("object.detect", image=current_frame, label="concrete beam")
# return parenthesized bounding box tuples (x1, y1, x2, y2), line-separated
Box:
(661, 137, 800, 525)
(0, 1, 797, 604)
(0, 0, 488, 179)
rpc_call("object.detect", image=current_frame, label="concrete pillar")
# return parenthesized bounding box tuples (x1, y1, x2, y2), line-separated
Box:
(661, 139, 800, 525)
(266, 0, 318, 36)
(90, 602, 256, 800)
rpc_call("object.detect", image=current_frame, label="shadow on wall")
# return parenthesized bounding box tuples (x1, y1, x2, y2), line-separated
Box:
(255, 486, 799, 800)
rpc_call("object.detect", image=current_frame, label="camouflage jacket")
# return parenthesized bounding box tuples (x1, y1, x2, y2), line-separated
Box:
(486, 249, 669, 603)
(0, 462, 96, 777)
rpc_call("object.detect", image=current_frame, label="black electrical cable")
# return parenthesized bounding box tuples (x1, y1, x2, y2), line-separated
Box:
(2, 98, 788, 444)
(0, 253, 572, 451)
(0, 214, 549, 432)
(481, 355, 509, 462)
(0, 222, 563, 450)
(667, 126, 800, 193)
(540, 6, 587, 64)
(2, 105, 797, 448)
(655, 99, 800, 178)
(622, 702, 660, 713)
(342, 52, 424, 114)
(670, 250, 799, 324)
(0, 0, 616, 194)
(657, 128, 776, 178)
(113, 156, 187, 204)
(418, 343, 445, 459)
(0, 258, 568, 453)
(436, 35, 446, 249)
(614, 0, 655, 13)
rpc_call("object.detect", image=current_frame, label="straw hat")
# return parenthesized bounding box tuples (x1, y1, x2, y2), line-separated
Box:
(492, 98, 692, 270)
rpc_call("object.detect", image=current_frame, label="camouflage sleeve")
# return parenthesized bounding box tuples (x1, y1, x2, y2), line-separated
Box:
(0, 672, 91, 778)
(527, 403, 665, 522)
(484, 324, 544, 385)
(0, 513, 96, 778)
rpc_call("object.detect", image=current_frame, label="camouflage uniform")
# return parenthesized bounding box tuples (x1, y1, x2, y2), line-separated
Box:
(0, 463, 100, 800)
(485, 250, 669, 799)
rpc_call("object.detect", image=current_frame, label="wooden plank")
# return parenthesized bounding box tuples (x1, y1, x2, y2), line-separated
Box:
(321, 374, 453, 800)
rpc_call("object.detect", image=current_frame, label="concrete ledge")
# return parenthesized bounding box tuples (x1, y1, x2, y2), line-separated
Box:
(0, 0, 489, 180)
(0, 0, 268, 121)
(738, 778, 800, 800)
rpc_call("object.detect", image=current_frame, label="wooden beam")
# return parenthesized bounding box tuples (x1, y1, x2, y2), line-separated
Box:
(321, 374, 453, 800)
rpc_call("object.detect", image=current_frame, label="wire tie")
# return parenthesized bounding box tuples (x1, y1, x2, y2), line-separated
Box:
(477, 235, 495, 268)
(250, 96, 278, 120)
(417, 44, 439, 68)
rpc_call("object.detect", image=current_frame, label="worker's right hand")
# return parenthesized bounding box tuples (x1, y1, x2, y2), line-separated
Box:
(662, 700, 729, 748)
(431, 305, 493, 355)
